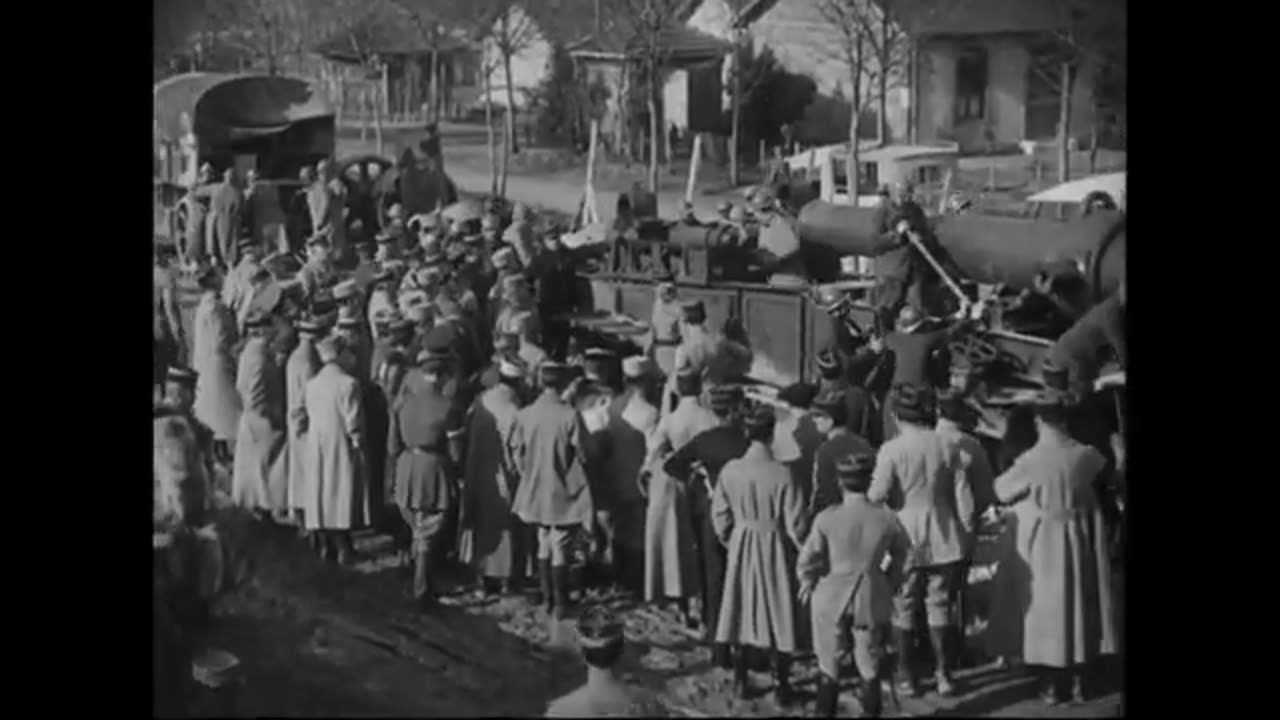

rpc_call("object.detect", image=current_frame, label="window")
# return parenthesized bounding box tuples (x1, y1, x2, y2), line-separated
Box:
(954, 46, 988, 121)
(916, 164, 942, 186)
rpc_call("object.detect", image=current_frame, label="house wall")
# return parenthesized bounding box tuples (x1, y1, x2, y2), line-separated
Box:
(483, 4, 553, 110)
(664, 69, 690, 130)
(916, 35, 1098, 150)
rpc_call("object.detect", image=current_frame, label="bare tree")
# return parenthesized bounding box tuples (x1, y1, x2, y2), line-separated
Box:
(487, 1, 539, 197)
(727, 0, 747, 186)
(447, 0, 507, 194)
(618, 0, 685, 193)
(818, 0, 880, 200)
(1040, 0, 1126, 183)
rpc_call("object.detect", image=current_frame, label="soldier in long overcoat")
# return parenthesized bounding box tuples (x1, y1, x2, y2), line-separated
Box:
(210, 169, 244, 269)
(662, 385, 749, 667)
(191, 266, 242, 459)
(712, 405, 809, 705)
(183, 194, 209, 266)
(868, 383, 974, 698)
(231, 313, 288, 515)
(798, 452, 910, 718)
(387, 347, 466, 605)
(459, 358, 528, 597)
(642, 366, 712, 616)
(154, 250, 187, 400)
(989, 389, 1118, 705)
(304, 336, 371, 564)
(285, 319, 323, 527)
(601, 356, 658, 595)
(509, 362, 594, 619)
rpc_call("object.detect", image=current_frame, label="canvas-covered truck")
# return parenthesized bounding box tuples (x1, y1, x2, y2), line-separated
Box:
(153, 72, 336, 255)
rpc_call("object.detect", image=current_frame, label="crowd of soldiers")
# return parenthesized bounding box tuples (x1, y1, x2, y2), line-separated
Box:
(153, 158, 1123, 717)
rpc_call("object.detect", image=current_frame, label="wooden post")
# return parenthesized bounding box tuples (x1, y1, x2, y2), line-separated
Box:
(579, 119, 600, 227)
(1033, 158, 1044, 191)
(937, 168, 953, 215)
(376, 63, 388, 156)
(806, 147, 817, 180)
(987, 159, 996, 192)
(684, 133, 703, 204)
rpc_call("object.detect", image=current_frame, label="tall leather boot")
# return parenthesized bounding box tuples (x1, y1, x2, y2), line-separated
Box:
(538, 559, 554, 613)
(413, 549, 436, 609)
(772, 650, 795, 707)
(711, 643, 732, 670)
(929, 626, 955, 696)
(732, 646, 750, 699)
(814, 673, 839, 717)
(860, 671, 883, 717)
(893, 627, 919, 697)
(551, 564, 572, 620)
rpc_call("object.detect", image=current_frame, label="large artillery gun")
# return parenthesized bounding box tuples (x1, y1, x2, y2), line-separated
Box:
(578, 198, 1125, 439)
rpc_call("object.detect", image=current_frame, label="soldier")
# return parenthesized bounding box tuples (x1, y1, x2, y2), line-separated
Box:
(190, 266, 241, 463)
(864, 305, 968, 442)
(153, 247, 187, 401)
(509, 361, 595, 619)
(460, 357, 528, 598)
(527, 226, 578, 360)
(935, 388, 996, 521)
(583, 347, 619, 392)
(662, 300, 719, 415)
(647, 274, 682, 380)
(991, 389, 1119, 705)
(296, 234, 337, 309)
(869, 383, 974, 697)
(211, 168, 244, 270)
(478, 332, 520, 390)
(662, 384, 749, 666)
(155, 366, 215, 524)
(488, 248, 523, 328)
(231, 313, 288, 519)
(514, 310, 549, 379)
(308, 159, 347, 264)
(287, 167, 316, 254)
(814, 347, 876, 441)
(643, 365, 715, 622)
(388, 347, 467, 606)
(752, 187, 805, 283)
(183, 193, 210, 268)
(707, 317, 753, 387)
(496, 274, 538, 341)
(222, 239, 263, 310)
(598, 356, 659, 596)
(366, 271, 399, 336)
(809, 390, 875, 514)
(285, 318, 323, 531)
(304, 336, 372, 565)
(712, 405, 809, 704)
(544, 606, 669, 717)
(798, 452, 911, 718)
(504, 202, 538, 268)
(235, 265, 281, 336)
(1043, 281, 1126, 398)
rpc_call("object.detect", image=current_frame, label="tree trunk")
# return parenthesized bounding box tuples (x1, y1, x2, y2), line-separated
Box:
(620, 65, 633, 167)
(484, 62, 498, 195)
(374, 64, 386, 157)
(729, 41, 741, 186)
(878, 14, 890, 145)
(1087, 89, 1100, 174)
(1057, 59, 1074, 184)
(429, 42, 440, 121)
(648, 64, 661, 194)
(503, 50, 519, 155)
(846, 37, 865, 203)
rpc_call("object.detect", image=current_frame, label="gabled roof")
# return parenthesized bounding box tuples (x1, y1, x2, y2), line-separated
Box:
(736, 0, 1072, 37)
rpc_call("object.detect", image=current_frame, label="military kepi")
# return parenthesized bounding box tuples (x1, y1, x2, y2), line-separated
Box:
(577, 606, 625, 650)
(835, 452, 876, 478)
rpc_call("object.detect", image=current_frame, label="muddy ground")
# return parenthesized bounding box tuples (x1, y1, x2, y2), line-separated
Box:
(175, 506, 1122, 718)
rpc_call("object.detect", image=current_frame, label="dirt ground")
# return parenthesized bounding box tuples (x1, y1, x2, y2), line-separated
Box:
(177, 507, 1122, 718)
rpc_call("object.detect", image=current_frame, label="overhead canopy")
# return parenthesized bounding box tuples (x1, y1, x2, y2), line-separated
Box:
(153, 72, 335, 146)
